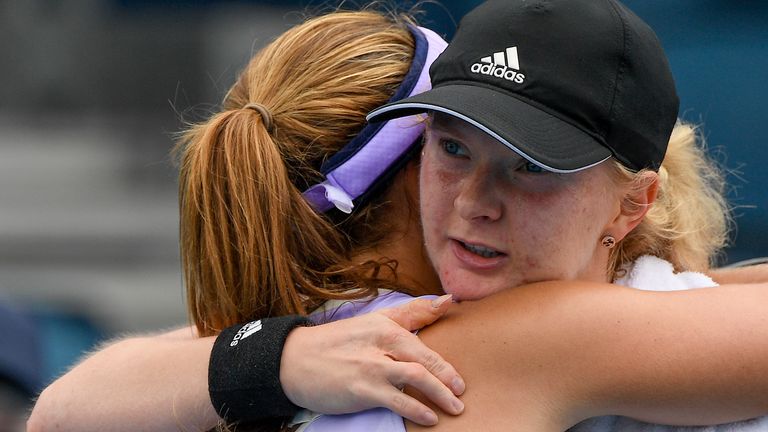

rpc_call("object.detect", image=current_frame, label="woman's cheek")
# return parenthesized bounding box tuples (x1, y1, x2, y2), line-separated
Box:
(420, 160, 457, 223)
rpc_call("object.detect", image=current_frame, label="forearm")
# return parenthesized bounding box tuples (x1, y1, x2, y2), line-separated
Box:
(409, 281, 768, 430)
(28, 300, 465, 431)
(28, 327, 220, 432)
(709, 263, 768, 285)
(573, 282, 768, 425)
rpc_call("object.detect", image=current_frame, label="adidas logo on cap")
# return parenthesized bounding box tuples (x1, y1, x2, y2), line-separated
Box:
(470, 46, 525, 84)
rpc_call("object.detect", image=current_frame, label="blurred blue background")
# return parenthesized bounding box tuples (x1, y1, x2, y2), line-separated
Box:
(0, 0, 765, 416)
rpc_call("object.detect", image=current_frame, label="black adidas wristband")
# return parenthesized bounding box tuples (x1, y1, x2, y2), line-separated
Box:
(208, 315, 312, 422)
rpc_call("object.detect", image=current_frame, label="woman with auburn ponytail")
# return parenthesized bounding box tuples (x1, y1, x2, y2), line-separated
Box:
(31, 11, 464, 432)
(178, 12, 443, 334)
(29, 4, 768, 432)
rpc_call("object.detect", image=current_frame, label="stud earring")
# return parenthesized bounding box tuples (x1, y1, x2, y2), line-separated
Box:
(601, 235, 616, 249)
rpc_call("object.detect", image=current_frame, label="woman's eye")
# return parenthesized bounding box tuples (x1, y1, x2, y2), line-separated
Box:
(442, 139, 466, 156)
(524, 162, 544, 173)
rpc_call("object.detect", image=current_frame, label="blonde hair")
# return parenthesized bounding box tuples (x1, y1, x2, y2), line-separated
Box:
(176, 10, 418, 336)
(609, 121, 730, 277)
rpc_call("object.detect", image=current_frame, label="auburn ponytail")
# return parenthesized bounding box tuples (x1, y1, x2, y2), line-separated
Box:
(177, 11, 417, 335)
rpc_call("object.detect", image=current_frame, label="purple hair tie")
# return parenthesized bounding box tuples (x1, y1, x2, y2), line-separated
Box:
(302, 26, 448, 214)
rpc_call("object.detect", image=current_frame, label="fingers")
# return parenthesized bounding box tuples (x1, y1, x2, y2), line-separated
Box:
(376, 388, 440, 426)
(387, 361, 465, 419)
(280, 296, 466, 421)
(376, 303, 466, 397)
(380, 328, 465, 395)
(381, 294, 453, 331)
(374, 299, 467, 420)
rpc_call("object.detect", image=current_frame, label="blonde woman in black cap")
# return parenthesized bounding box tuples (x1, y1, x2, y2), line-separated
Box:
(368, 0, 768, 430)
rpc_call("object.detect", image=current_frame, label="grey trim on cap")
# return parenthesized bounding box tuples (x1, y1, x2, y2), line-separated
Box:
(368, 103, 612, 174)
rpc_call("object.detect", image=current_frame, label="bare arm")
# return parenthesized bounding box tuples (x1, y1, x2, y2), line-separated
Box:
(29, 326, 221, 432)
(709, 263, 768, 285)
(28, 297, 464, 432)
(407, 281, 768, 431)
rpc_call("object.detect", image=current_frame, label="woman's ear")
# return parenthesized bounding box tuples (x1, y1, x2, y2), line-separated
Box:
(607, 171, 659, 241)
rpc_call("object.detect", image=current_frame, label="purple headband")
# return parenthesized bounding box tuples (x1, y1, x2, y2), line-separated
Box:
(302, 26, 448, 213)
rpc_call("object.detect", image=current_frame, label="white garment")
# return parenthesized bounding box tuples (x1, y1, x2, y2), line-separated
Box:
(569, 255, 768, 432)
(613, 255, 716, 292)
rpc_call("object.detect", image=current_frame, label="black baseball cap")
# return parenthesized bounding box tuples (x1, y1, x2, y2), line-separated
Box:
(367, 0, 679, 173)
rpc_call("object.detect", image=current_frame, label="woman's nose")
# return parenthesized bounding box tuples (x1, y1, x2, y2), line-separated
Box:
(454, 167, 503, 222)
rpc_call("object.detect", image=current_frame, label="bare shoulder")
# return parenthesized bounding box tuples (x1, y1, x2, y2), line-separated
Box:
(406, 281, 621, 431)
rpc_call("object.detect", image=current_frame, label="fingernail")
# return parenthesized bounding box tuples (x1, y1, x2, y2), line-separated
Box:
(431, 294, 453, 308)
(451, 398, 465, 414)
(451, 377, 466, 395)
(422, 410, 439, 425)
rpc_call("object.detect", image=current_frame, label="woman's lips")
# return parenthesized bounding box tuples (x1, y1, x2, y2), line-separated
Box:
(449, 238, 507, 270)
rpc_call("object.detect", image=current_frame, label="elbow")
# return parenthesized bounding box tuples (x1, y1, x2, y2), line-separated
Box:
(27, 385, 63, 432)
(27, 409, 44, 432)
(27, 394, 47, 432)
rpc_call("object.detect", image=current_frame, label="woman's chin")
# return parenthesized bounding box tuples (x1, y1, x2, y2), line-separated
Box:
(440, 274, 505, 301)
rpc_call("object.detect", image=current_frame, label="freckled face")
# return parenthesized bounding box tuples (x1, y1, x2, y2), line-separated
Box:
(419, 113, 623, 301)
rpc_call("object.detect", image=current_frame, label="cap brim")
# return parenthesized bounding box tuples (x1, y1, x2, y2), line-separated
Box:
(367, 84, 611, 173)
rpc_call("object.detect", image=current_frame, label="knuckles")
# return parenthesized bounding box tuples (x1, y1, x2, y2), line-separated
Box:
(400, 362, 428, 383)
(392, 393, 411, 413)
(421, 352, 446, 375)
(379, 325, 417, 353)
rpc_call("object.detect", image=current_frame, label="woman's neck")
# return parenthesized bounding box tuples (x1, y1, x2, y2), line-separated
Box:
(353, 239, 441, 297)
(351, 163, 442, 297)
